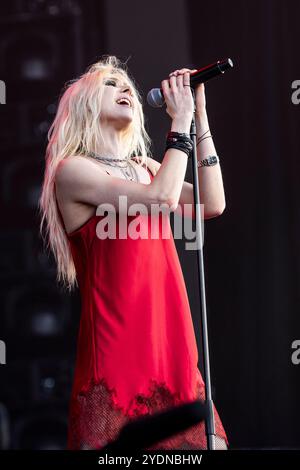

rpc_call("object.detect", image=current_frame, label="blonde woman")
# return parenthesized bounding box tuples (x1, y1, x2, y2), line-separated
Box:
(39, 55, 228, 450)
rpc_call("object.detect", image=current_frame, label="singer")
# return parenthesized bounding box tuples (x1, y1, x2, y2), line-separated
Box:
(38, 55, 228, 450)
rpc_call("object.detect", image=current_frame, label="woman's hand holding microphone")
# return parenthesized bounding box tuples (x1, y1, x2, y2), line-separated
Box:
(151, 68, 201, 209)
(161, 69, 200, 159)
(161, 69, 196, 134)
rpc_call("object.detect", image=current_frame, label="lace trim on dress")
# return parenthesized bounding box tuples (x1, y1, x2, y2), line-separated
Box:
(67, 376, 228, 450)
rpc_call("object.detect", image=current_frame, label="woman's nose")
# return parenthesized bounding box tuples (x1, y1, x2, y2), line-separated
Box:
(121, 85, 133, 96)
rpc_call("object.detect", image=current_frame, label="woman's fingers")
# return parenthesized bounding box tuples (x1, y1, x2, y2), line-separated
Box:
(169, 68, 197, 77)
(176, 72, 184, 89)
(168, 72, 186, 94)
(183, 71, 192, 89)
(169, 74, 177, 93)
(162, 69, 194, 121)
(161, 78, 170, 97)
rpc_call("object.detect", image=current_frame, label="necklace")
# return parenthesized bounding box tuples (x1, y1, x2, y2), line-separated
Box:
(86, 151, 139, 182)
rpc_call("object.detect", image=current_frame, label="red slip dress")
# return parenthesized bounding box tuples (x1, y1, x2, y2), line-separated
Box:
(61, 165, 228, 450)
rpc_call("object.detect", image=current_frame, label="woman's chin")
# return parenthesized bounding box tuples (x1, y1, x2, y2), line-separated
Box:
(101, 112, 133, 130)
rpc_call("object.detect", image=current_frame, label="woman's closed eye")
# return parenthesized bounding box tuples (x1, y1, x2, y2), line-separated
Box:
(105, 79, 117, 86)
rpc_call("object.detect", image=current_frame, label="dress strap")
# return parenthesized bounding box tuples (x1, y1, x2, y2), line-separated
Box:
(146, 167, 154, 180)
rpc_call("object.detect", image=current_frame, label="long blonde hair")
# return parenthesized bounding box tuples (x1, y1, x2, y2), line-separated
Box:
(38, 55, 153, 292)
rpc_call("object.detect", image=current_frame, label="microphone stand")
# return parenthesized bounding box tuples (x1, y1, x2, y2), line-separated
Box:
(188, 88, 216, 450)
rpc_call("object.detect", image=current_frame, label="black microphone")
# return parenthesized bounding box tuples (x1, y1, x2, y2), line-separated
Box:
(147, 58, 233, 108)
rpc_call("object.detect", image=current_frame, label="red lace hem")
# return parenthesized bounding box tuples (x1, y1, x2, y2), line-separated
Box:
(67, 376, 229, 450)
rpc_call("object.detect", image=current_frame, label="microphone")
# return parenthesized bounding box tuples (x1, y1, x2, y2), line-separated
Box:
(147, 58, 233, 108)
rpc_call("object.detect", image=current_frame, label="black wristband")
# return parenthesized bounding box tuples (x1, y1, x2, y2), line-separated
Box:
(166, 130, 194, 158)
(166, 138, 193, 151)
(167, 131, 191, 140)
(165, 142, 192, 158)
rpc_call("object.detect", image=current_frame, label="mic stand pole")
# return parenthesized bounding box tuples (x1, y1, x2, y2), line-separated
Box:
(189, 88, 216, 450)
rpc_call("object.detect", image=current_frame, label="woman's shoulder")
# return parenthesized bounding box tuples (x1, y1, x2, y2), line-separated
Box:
(56, 155, 108, 180)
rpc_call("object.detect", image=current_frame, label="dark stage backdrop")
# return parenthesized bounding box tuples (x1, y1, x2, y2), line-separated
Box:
(186, 0, 300, 448)
(0, 0, 299, 451)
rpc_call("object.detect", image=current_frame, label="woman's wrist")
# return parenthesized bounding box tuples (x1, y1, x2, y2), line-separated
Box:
(195, 107, 208, 123)
(171, 117, 192, 134)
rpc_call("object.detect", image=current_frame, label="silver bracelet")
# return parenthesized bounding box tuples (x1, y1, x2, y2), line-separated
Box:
(197, 155, 220, 167)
